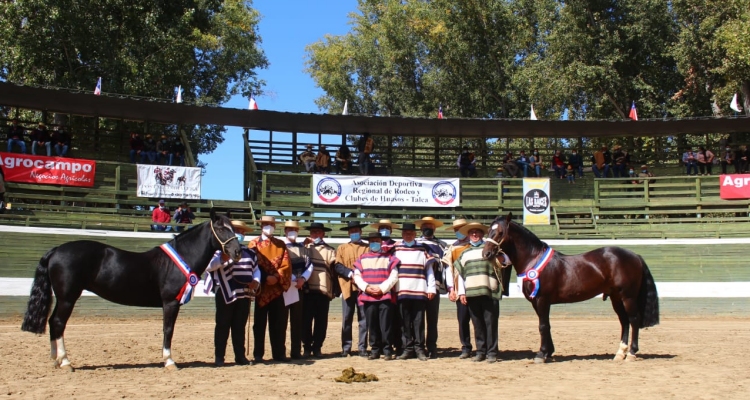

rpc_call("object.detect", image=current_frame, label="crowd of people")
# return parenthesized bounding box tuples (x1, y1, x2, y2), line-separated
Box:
(298, 134, 372, 175)
(5, 119, 72, 157)
(151, 199, 195, 231)
(129, 133, 186, 166)
(205, 216, 506, 366)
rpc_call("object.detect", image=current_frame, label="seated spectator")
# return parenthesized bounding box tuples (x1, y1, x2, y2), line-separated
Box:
(31, 122, 51, 156)
(335, 144, 352, 174)
(502, 151, 519, 178)
(696, 146, 714, 176)
(315, 144, 332, 173)
(611, 145, 627, 177)
(6, 119, 27, 154)
(568, 149, 583, 178)
(143, 134, 158, 164)
(721, 145, 734, 174)
(151, 199, 172, 231)
(157, 135, 172, 165)
(566, 164, 575, 184)
(592, 145, 610, 178)
(552, 150, 566, 179)
(169, 136, 186, 166)
(172, 202, 195, 231)
(129, 132, 145, 163)
(457, 146, 477, 177)
(51, 126, 71, 157)
(529, 150, 543, 177)
(682, 147, 698, 176)
(299, 144, 317, 173)
(637, 164, 655, 185)
(516, 150, 531, 177)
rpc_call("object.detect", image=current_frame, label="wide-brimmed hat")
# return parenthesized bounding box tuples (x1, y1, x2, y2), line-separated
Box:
(444, 218, 468, 231)
(640, 165, 648, 169)
(340, 221, 368, 231)
(414, 216, 444, 228)
(179, 201, 188, 207)
(368, 219, 398, 230)
(304, 222, 332, 232)
(397, 223, 417, 231)
(458, 222, 489, 236)
(231, 220, 253, 233)
(364, 232, 382, 241)
(306, 144, 313, 148)
(284, 220, 300, 229)
(158, 199, 165, 204)
(258, 216, 277, 226)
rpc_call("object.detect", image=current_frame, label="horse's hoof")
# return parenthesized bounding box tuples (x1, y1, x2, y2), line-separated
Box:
(625, 354, 638, 362)
(533, 357, 546, 364)
(613, 353, 626, 361)
(164, 363, 179, 371)
(60, 364, 74, 372)
(51, 360, 60, 369)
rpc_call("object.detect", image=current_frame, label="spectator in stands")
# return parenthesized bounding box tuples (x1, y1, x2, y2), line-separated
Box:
(299, 144, 317, 173)
(335, 144, 352, 174)
(173, 201, 195, 231)
(682, 147, 698, 176)
(502, 151, 519, 178)
(628, 167, 639, 185)
(129, 132, 144, 163)
(31, 122, 51, 156)
(566, 164, 575, 184)
(735, 145, 749, 174)
(51, 126, 71, 157)
(169, 136, 186, 166)
(143, 134, 158, 164)
(529, 149, 542, 177)
(638, 164, 655, 185)
(696, 146, 715, 176)
(611, 145, 627, 178)
(592, 145, 611, 178)
(568, 149, 583, 178)
(516, 150, 531, 177)
(457, 146, 477, 177)
(552, 150, 566, 179)
(721, 145, 734, 174)
(357, 133, 374, 175)
(151, 199, 172, 231)
(157, 135, 172, 165)
(315, 144, 332, 174)
(6, 119, 26, 153)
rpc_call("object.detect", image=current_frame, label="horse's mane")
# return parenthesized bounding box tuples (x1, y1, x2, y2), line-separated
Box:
(507, 219, 547, 253)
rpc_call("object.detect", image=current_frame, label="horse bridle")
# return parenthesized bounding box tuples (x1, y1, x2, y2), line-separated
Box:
(483, 220, 511, 270)
(210, 219, 239, 256)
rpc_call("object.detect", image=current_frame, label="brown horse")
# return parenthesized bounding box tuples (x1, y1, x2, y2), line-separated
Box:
(482, 213, 659, 363)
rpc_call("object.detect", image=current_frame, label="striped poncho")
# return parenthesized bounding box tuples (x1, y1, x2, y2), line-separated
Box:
(306, 241, 337, 299)
(353, 252, 400, 305)
(453, 243, 501, 300)
(393, 244, 436, 301)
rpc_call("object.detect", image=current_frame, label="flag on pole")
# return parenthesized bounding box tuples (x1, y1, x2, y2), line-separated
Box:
(438, 105, 444, 119)
(530, 104, 538, 120)
(342, 99, 348, 115)
(94, 77, 102, 95)
(175, 86, 183, 103)
(628, 101, 638, 121)
(730, 93, 743, 113)
(248, 94, 258, 110)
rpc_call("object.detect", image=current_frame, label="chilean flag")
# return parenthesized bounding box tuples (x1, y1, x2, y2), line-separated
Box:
(628, 101, 638, 121)
(248, 94, 258, 110)
(94, 77, 102, 95)
(438, 105, 444, 119)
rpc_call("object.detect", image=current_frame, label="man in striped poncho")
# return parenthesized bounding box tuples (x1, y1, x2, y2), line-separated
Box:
(454, 222, 502, 363)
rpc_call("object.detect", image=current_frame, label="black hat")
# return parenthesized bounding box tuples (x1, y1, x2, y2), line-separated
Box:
(339, 221, 368, 231)
(304, 222, 332, 232)
(364, 232, 382, 241)
(397, 222, 417, 231)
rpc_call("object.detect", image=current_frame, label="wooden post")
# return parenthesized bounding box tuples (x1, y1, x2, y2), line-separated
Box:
(178, 126, 196, 167)
(115, 165, 121, 209)
(434, 137, 440, 170)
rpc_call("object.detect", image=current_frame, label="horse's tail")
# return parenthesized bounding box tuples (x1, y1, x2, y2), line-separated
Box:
(21, 247, 56, 334)
(637, 256, 660, 328)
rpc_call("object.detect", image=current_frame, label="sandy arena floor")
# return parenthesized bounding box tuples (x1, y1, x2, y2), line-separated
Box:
(1, 316, 748, 399)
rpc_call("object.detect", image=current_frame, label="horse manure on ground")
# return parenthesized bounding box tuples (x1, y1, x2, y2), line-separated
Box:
(334, 367, 379, 383)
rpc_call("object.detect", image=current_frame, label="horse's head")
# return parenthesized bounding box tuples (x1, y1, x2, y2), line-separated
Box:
(209, 209, 242, 262)
(483, 212, 512, 260)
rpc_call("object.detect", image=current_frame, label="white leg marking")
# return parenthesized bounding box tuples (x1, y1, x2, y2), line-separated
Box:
(613, 341, 628, 361)
(50, 340, 58, 361)
(56, 337, 71, 367)
(163, 347, 176, 368)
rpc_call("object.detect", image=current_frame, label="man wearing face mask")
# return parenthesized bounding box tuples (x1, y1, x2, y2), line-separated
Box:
(441, 219, 473, 359)
(205, 220, 260, 367)
(368, 219, 398, 252)
(334, 221, 370, 357)
(721, 146, 734, 174)
(281, 221, 313, 360)
(568, 149, 584, 178)
(353, 232, 401, 360)
(454, 223, 502, 363)
(248, 216, 292, 363)
(302, 222, 337, 358)
(414, 216, 447, 359)
(151, 199, 172, 231)
(393, 223, 436, 361)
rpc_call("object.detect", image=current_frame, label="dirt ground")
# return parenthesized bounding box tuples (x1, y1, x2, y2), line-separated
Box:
(1, 316, 748, 399)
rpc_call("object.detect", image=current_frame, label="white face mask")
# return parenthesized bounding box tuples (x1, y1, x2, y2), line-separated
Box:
(286, 231, 298, 241)
(262, 225, 274, 236)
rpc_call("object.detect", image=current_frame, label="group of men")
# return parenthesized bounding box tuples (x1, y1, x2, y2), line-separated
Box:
(204, 215, 506, 366)
(129, 132, 186, 166)
(151, 199, 195, 231)
(6, 119, 71, 157)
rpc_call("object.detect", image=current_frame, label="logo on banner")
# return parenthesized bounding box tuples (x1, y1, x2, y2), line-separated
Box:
(432, 181, 457, 205)
(154, 167, 176, 185)
(524, 189, 549, 214)
(316, 177, 342, 203)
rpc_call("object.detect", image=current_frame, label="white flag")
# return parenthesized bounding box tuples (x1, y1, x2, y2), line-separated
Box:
(175, 85, 183, 103)
(730, 93, 743, 113)
(530, 104, 538, 120)
(342, 99, 348, 115)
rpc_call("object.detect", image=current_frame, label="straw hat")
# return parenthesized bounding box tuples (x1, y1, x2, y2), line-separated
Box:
(284, 220, 300, 229)
(368, 219, 398, 230)
(458, 222, 489, 236)
(640, 165, 648, 169)
(231, 220, 253, 233)
(444, 218, 468, 231)
(413, 216, 444, 228)
(258, 216, 277, 226)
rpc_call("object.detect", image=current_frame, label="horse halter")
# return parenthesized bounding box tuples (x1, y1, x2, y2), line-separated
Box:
(484, 221, 507, 249)
(210, 220, 239, 256)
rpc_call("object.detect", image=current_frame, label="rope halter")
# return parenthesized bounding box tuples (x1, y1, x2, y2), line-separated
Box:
(210, 220, 239, 257)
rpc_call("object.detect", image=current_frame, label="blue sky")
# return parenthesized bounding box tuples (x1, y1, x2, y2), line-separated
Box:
(201, 0, 358, 200)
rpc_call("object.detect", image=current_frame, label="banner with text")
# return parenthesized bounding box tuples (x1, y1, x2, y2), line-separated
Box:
(522, 178, 551, 225)
(137, 164, 201, 199)
(719, 174, 750, 199)
(0, 152, 96, 187)
(312, 175, 460, 207)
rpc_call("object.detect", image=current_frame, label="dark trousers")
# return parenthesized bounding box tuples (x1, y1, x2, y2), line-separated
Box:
(341, 293, 368, 353)
(698, 162, 713, 175)
(253, 296, 288, 361)
(391, 300, 403, 354)
(287, 295, 304, 357)
(214, 295, 250, 362)
(400, 299, 426, 353)
(467, 296, 499, 357)
(302, 292, 330, 352)
(426, 295, 440, 354)
(364, 300, 394, 356)
(456, 300, 473, 353)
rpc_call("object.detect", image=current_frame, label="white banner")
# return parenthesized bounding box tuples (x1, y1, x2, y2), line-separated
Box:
(523, 178, 550, 225)
(312, 175, 460, 207)
(137, 164, 201, 199)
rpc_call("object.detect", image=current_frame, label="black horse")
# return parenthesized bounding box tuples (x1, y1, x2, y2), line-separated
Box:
(21, 210, 241, 371)
(482, 213, 659, 363)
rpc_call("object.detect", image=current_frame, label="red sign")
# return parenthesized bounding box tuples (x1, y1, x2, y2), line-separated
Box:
(0, 152, 96, 187)
(719, 174, 750, 199)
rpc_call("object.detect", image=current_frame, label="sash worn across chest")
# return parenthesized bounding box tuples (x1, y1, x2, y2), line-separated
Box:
(160, 243, 199, 305)
(517, 247, 554, 299)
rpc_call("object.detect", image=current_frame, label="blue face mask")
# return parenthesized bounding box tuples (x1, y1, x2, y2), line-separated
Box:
(235, 233, 245, 243)
(455, 231, 466, 240)
(369, 242, 382, 252)
(350, 232, 361, 241)
(470, 239, 483, 247)
(402, 240, 415, 247)
(313, 237, 323, 245)
(379, 228, 391, 237)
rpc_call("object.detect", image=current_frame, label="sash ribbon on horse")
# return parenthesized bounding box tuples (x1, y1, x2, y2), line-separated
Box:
(517, 247, 555, 298)
(160, 243, 199, 305)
